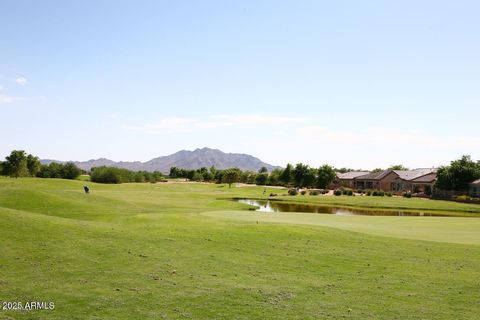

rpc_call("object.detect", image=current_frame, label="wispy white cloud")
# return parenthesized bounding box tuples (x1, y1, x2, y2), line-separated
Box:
(120, 115, 476, 159)
(0, 94, 19, 105)
(15, 77, 28, 86)
(122, 114, 305, 134)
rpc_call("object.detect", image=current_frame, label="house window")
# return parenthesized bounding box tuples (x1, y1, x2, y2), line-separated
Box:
(366, 181, 373, 189)
(356, 181, 365, 189)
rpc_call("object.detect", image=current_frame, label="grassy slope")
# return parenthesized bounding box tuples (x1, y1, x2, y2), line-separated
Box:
(0, 177, 480, 319)
(205, 211, 480, 244)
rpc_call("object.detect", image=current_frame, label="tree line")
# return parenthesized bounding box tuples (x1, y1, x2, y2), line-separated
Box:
(0, 150, 82, 180)
(90, 166, 164, 184)
(436, 155, 480, 192)
(169, 163, 337, 188)
(0, 150, 338, 188)
(3, 149, 478, 192)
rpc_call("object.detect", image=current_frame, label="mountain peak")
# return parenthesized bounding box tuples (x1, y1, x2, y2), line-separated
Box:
(42, 148, 279, 173)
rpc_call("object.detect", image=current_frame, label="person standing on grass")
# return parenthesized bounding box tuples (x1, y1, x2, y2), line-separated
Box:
(83, 185, 90, 194)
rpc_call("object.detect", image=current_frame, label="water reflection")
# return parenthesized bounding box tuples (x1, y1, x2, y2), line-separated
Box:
(236, 199, 446, 217)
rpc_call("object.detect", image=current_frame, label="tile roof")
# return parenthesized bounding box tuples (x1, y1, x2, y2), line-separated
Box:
(411, 173, 437, 183)
(337, 171, 370, 180)
(354, 168, 437, 182)
(355, 170, 390, 180)
(393, 169, 436, 181)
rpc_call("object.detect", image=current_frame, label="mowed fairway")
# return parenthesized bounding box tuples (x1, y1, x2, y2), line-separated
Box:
(1, 178, 480, 319)
(206, 211, 480, 245)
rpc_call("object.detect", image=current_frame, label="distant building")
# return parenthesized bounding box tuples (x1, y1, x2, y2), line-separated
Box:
(470, 179, 480, 197)
(336, 168, 437, 194)
(336, 171, 370, 188)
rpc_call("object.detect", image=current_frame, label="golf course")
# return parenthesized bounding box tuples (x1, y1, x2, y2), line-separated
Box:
(1, 177, 480, 319)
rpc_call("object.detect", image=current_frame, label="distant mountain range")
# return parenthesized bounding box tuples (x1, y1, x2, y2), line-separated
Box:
(41, 148, 280, 173)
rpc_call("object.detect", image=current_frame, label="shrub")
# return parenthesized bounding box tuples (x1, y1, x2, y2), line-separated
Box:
(386, 192, 393, 197)
(90, 166, 130, 184)
(191, 172, 204, 181)
(322, 189, 329, 194)
(300, 190, 307, 195)
(288, 189, 298, 196)
(37, 162, 81, 180)
(134, 173, 146, 183)
(378, 190, 385, 197)
(366, 190, 372, 196)
(403, 192, 412, 198)
(269, 193, 278, 197)
(356, 189, 363, 194)
(372, 190, 379, 196)
(90, 166, 163, 184)
(309, 190, 319, 196)
(346, 189, 353, 196)
(334, 190, 342, 196)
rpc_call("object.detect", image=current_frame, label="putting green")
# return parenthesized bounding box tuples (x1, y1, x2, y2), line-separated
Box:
(203, 210, 480, 245)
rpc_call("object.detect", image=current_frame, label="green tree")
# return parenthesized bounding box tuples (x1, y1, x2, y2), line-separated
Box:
(293, 163, 310, 188)
(192, 172, 204, 181)
(134, 172, 146, 183)
(186, 170, 196, 180)
(317, 164, 337, 189)
(5, 150, 29, 178)
(279, 163, 293, 186)
(198, 167, 212, 181)
(169, 167, 188, 178)
(59, 162, 81, 179)
(303, 168, 317, 188)
(223, 168, 240, 187)
(150, 171, 164, 182)
(26, 154, 41, 176)
(209, 166, 217, 180)
(371, 168, 384, 173)
(90, 166, 130, 184)
(240, 171, 253, 183)
(258, 166, 268, 173)
(436, 155, 480, 191)
(267, 169, 281, 186)
(255, 173, 268, 185)
(38, 162, 63, 178)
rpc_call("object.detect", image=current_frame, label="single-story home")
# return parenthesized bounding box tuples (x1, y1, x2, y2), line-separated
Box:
(336, 168, 437, 194)
(336, 171, 370, 188)
(470, 179, 480, 197)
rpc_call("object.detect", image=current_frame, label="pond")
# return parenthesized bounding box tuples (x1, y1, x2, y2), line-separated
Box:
(235, 199, 451, 217)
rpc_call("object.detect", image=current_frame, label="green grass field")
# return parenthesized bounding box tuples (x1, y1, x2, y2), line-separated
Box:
(1, 177, 480, 319)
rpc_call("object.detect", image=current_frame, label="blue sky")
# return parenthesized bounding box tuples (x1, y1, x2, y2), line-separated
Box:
(1, 0, 479, 169)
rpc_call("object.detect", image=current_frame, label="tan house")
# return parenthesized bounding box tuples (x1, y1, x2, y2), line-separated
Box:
(470, 179, 480, 197)
(336, 171, 370, 188)
(337, 168, 437, 194)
